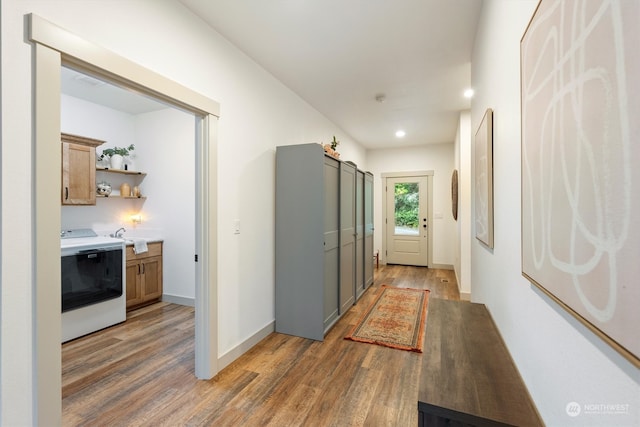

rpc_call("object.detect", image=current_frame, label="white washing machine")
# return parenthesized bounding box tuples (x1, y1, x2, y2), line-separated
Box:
(60, 229, 126, 342)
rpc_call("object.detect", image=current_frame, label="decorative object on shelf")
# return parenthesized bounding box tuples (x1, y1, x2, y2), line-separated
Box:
(133, 186, 141, 197)
(120, 182, 131, 198)
(110, 154, 125, 170)
(330, 135, 339, 150)
(96, 181, 112, 197)
(100, 144, 135, 170)
(322, 135, 340, 159)
(125, 155, 137, 172)
(96, 153, 110, 168)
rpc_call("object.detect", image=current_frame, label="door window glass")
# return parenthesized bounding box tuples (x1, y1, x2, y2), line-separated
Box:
(394, 182, 419, 235)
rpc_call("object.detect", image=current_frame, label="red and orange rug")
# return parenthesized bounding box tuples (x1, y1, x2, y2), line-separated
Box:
(345, 285, 430, 352)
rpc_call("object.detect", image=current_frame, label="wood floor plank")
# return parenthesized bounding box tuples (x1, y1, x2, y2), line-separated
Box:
(62, 265, 460, 426)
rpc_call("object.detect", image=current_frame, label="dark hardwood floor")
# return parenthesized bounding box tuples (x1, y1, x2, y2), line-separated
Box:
(62, 265, 460, 426)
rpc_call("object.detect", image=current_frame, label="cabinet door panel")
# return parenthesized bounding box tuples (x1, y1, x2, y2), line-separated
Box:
(126, 261, 143, 308)
(340, 162, 356, 313)
(142, 257, 163, 301)
(323, 246, 340, 331)
(355, 170, 365, 299)
(62, 142, 96, 205)
(364, 173, 374, 287)
(323, 157, 340, 331)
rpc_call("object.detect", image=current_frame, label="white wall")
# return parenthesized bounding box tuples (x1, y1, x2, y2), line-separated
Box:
(471, 1, 639, 425)
(135, 108, 196, 302)
(0, 0, 366, 424)
(453, 111, 471, 299)
(367, 143, 456, 267)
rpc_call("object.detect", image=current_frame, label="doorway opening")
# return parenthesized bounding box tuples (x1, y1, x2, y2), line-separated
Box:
(30, 14, 219, 424)
(382, 171, 434, 267)
(60, 65, 197, 308)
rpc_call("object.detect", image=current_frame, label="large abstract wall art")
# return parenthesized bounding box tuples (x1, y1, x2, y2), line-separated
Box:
(521, 0, 639, 366)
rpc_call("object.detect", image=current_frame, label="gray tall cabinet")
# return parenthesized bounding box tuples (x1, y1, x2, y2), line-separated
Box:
(364, 172, 374, 287)
(275, 143, 374, 341)
(356, 170, 375, 299)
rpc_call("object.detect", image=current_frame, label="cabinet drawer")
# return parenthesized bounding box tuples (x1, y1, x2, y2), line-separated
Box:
(126, 241, 162, 260)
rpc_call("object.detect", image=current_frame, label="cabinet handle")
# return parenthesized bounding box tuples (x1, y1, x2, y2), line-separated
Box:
(141, 263, 145, 274)
(65, 187, 69, 200)
(137, 264, 141, 275)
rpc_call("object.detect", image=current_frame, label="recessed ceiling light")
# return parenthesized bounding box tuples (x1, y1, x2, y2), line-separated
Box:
(464, 88, 474, 98)
(395, 130, 406, 138)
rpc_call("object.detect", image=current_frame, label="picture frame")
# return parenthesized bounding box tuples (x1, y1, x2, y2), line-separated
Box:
(474, 108, 493, 248)
(520, 0, 639, 366)
(451, 169, 459, 221)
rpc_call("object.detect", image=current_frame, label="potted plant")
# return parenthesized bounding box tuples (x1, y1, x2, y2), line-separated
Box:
(323, 136, 340, 159)
(100, 144, 135, 170)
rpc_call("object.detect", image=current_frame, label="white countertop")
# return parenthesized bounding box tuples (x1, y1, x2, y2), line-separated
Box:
(122, 237, 163, 245)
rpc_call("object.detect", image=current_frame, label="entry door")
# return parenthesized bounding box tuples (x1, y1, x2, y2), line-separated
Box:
(385, 176, 428, 266)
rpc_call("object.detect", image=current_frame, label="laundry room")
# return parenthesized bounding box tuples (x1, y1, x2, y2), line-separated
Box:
(60, 66, 197, 341)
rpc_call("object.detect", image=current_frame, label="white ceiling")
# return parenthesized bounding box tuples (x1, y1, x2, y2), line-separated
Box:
(61, 66, 168, 115)
(62, 1, 483, 150)
(178, 0, 483, 149)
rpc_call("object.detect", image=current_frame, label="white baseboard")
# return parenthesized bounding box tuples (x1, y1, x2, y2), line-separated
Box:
(162, 294, 195, 307)
(161, 295, 274, 374)
(430, 263, 454, 270)
(217, 321, 275, 371)
(452, 270, 471, 301)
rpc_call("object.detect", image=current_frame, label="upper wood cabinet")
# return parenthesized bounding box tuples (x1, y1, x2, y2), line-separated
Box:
(61, 133, 104, 205)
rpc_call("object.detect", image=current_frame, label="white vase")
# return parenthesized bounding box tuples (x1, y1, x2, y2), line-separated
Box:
(110, 154, 124, 170)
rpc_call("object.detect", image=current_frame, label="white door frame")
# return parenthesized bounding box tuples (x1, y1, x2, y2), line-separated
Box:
(29, 14, 220, 424)
(381, 171, 434, 267)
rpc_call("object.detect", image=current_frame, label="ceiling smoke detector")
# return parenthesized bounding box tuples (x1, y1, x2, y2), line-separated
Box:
(375, 94, 386, 103)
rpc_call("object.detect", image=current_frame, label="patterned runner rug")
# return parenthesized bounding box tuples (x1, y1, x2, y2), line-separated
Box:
(345, 285, 430, 352)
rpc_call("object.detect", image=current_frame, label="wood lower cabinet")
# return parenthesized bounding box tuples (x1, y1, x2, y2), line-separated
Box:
(61, 133, 105, 205)
(125, 242, 163, 310)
